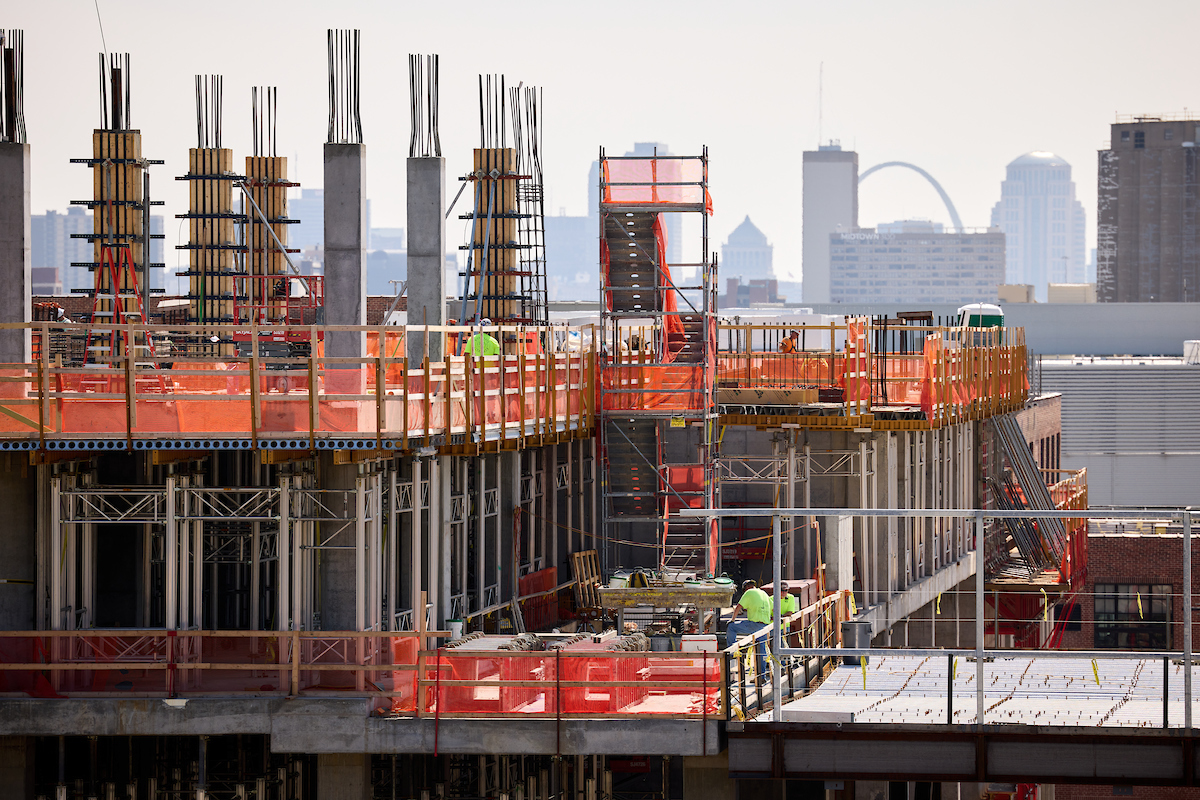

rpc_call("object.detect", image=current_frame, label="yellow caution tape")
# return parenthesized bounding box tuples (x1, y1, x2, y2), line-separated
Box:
(849, 593, 857, 615)
(951, 656, 957, 681)
(742, 647, 753, 673)
(1041, 589, 1048, 622)
(862, 659, 867, 690)
(1137, 592, 1143, 620)
(936, 593, 941, 615)
(1091, 659, 1101, 686)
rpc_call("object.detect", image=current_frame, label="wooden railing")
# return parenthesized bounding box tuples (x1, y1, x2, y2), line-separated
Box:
(2, 322, 596, 451)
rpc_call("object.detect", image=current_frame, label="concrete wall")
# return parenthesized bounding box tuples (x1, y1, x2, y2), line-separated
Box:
(801, 302, 1200, 357)
(406, 157, 446, 364)
(0, 143, 31, 363)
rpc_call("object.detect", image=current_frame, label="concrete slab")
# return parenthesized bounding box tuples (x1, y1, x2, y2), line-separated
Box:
(0, 698, 722, 756)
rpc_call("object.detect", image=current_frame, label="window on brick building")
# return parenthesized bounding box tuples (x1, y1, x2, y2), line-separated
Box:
(1054, 603, 1082, 631)
(1095, 583, 1171, 649)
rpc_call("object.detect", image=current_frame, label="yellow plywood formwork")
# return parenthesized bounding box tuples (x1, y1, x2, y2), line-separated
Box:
(186, 148, 237, 355)
(472, 148, 519, 329)
(244, 156, 290, 324)
(91, 130, 145, 361)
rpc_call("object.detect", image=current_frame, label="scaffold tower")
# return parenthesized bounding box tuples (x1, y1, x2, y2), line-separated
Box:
(597, 146, 718, 577)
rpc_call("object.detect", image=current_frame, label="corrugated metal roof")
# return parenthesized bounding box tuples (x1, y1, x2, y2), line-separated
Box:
(783, 655, 1197, 728)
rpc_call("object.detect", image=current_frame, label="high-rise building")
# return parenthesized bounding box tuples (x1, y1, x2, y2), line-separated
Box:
(720, 215, 773, 282)
(30, 207, 164, 295)
(989, 152, 1086, 301)
(802, 144, 858, 303)
(1097, 116, 1200, 302)
(31, 207, 90, 295)
(829, 220, 1005, 304)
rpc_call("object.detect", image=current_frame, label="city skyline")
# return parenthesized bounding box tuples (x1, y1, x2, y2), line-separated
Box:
(6, 0, 1199, 287)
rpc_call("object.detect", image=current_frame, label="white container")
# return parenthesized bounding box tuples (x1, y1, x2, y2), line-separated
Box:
(680, 634, 718, 653)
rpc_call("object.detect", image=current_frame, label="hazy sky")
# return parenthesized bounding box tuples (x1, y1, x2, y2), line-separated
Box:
(10, 0, 1200, 284)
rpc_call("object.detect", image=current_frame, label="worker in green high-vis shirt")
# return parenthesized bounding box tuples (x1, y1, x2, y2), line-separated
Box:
(462, 318, 501, 357)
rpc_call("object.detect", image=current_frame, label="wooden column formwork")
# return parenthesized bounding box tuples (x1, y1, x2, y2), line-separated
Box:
(184, 147, 238, 355)
(472, 148, 519, 328)
(90, 130, 145, 361)
(244, 156, 293, 325)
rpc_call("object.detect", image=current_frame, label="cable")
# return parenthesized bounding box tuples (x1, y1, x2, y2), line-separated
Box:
(92, 0, 109, 59)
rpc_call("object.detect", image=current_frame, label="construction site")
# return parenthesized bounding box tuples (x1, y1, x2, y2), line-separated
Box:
(3, 25, 1197, 800)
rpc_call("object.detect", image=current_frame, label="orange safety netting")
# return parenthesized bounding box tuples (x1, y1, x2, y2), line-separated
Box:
(601, 158, 713, 214)
(393, 649, 720, 718)
(600, 363, 705, 411)
(0, 351, 590, 441)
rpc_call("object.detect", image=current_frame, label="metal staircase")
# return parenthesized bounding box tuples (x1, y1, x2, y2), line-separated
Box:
(597, 147, 718, 578)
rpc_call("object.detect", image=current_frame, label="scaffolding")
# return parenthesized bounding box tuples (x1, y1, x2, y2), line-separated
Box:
(597, 147, 718, 578)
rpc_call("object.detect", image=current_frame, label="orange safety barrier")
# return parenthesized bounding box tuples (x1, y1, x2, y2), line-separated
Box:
(410, 649, 721, 719)
(0, 323, 595, 446)
(517, 567, 559, 632)
(601, 157, 712, 213)
(0, 630, 436, 702)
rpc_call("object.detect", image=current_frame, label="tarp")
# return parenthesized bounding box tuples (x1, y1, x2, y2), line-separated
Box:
(601, 158, 713, 214)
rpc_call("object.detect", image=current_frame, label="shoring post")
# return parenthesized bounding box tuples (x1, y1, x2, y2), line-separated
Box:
(308, 325, 318, 448)
(250, 324, 260, 447)
(947, 652, 954, 724)
(975, 510, 985, 726)
(772, 513, 782, 720)
(1185, 509, 1193, 730)
(376, 325, 385, 447)
(290, 628, 300, 696)
(38, 322, 48, 448)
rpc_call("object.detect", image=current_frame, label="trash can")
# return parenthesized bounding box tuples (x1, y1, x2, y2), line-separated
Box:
(840, 620, 872, 666)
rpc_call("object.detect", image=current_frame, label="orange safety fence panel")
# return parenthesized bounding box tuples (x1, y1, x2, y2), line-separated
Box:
(600, 364, 705, 411)
(601, 158, 713, 213)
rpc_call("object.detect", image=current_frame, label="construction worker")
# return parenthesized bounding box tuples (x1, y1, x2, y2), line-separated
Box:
(776, 581, 799, 620)
(779, 330, 800, 353)
(462, 318, 501, 357)
(726, 579, 773, 678)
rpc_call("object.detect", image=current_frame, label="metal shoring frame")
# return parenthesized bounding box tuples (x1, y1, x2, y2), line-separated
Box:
(685, 505, 1197, 728)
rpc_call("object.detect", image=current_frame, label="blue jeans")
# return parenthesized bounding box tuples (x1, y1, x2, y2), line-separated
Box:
(726, 620, 769, 679)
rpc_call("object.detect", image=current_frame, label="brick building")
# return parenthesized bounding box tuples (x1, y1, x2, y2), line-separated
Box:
(1058, 526, 1198, 652)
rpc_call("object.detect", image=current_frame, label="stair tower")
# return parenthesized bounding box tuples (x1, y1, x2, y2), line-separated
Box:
(597, 147, 718, 578)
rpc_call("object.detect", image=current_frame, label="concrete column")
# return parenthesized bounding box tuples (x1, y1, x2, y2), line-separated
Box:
(317, 753, 371, 800)
(319, 454, 359, 631)
(0, 143, 31, 365)
(406, 157, 446, 365)
(681, 754, 735, 800)
(0, 453, 35, 630)
(0, 737, 33, 799)
(823, 514, 854, 593)
(324, 143, 367, 390)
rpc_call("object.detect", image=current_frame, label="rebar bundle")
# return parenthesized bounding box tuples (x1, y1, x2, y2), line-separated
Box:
(407, 54, 440, 158)
(251, 85, 277, 158)
(194, 74, 223, 149)
(326, 29, 362, 144)
(1, 29, 27, 144)
(97, 52, 131, 131)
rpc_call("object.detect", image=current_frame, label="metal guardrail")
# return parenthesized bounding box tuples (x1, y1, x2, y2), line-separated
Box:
(683, 506, 1196, 727)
